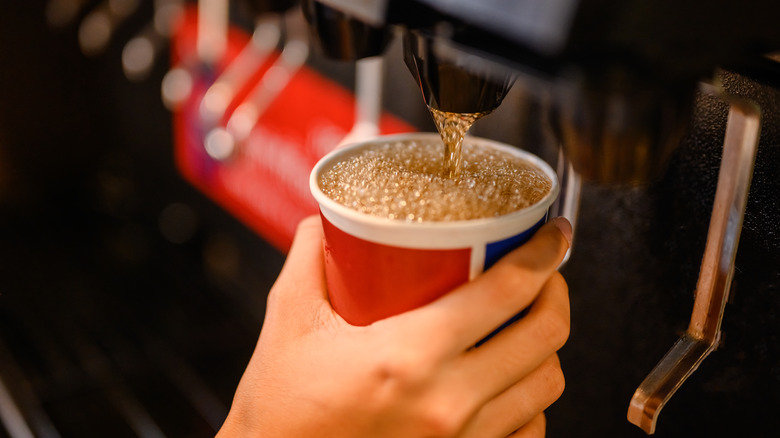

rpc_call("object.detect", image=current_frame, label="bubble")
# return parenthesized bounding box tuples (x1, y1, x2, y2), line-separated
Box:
(320, 139, 552, 222)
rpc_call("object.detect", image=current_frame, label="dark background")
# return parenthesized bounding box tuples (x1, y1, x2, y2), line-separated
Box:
(1, 1, 779, 437)
(0, 2, 286, 437)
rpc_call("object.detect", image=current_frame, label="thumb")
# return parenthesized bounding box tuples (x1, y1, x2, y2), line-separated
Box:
(265, 215, 331, 326)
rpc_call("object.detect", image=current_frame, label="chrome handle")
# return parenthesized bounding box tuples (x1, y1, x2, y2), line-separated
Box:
(627, 90, 761, 434)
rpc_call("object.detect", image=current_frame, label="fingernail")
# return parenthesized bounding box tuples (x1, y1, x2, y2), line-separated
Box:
(550, 217, 573, 247)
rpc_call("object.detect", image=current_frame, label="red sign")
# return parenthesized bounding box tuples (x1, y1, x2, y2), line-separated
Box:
(170, 8, 414, 251)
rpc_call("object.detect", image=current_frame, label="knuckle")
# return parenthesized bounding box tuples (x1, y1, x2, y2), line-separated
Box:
(371, 346, 431, 391)
(534, 306, 570, 349)
(543, 357, 566, 400)
(536, 313, 569, 350)
(530, 413, 547, 438)
(482, 263, 531, 302)
(542, 274, 571, 345)
(418, 400, 469, 437)
(484, 246, 570, 308)
(549, 272, 570, 304)
(369, 352, 470, 437)
(501, 250, 546, 275)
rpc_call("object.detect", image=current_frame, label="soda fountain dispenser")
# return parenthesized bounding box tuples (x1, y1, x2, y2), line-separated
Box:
(304, 0, 780, 435)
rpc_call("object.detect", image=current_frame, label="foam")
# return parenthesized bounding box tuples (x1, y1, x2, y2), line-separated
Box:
(319, 139, 552, 222)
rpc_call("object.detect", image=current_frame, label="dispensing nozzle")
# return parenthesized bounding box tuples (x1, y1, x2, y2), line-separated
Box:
(402, 29, 515, 114)
(244, 0, 298, 16)
(551, 67, 696, 184)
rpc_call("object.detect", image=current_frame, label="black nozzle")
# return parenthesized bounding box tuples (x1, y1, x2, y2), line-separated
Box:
(402, 30, 514, 114)
(552, 67, 695, 184)
(302, 0, 392, 60)
(244, 0, 299, 15)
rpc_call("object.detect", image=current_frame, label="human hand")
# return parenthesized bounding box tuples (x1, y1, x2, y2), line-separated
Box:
(217, 215, 572, 438)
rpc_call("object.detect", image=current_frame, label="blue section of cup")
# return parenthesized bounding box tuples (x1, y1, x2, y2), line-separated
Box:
(483, 216, 546, 271)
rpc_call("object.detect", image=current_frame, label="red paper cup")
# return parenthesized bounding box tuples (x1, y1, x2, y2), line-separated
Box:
(310, 133, 559, 326)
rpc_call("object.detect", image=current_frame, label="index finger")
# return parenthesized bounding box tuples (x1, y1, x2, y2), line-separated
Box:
(396, 218, 571, 355)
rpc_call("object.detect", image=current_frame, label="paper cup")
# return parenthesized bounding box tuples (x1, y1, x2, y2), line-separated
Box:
(310, 133, 559, 326)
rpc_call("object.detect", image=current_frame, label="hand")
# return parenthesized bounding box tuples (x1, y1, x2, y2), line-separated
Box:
(217, 215, 572, 438)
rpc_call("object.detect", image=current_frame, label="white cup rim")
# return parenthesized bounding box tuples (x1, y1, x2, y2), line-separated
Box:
(310, 133, 559, 247)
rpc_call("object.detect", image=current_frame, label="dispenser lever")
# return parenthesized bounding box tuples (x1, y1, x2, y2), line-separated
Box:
(627, 91, 761, 434)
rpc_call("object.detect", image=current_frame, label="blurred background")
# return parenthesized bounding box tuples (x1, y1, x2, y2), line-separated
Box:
(0, 2, 289, 437)
(1, 1, 779, 437)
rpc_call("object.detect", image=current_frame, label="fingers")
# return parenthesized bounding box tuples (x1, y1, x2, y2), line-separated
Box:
(458, 272, 569, 403)
(402, 219, 571, 355)
(459, 355, 562, 438)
